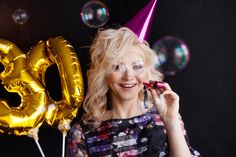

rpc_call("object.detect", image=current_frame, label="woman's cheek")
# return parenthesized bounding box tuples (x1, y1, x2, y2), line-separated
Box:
(136, 71, 148, 83)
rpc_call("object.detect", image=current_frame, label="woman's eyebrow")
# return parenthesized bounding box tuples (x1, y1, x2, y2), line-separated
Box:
(132, 60, 144, 64)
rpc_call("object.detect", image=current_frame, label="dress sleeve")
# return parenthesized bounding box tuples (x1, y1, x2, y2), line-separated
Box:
(66, 123, 89, 157)
(178, 115, 203, 157)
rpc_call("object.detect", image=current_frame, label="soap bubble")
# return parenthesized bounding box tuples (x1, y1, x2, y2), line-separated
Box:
(81, 1, 109, 28)
(152, 36, 190, 76)
(12, 9, 29, 25)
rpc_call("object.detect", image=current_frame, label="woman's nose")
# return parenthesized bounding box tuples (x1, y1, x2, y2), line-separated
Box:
(122, 69, 134, 80)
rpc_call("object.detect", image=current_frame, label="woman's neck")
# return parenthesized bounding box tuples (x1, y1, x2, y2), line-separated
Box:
(111, 98, 145, 119)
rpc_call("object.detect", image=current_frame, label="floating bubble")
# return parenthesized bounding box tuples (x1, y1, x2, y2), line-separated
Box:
(12, 9, 29, 25)
(81, 1, 109, 28)
(152, 36, 190, 76)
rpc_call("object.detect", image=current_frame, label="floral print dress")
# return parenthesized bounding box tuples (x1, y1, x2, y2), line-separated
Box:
(66, 106, 202, 157)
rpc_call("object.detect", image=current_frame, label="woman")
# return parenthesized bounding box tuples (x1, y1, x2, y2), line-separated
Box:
(66, 27, 201, 157)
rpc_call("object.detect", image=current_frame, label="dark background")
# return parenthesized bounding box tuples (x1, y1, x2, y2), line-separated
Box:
(0, 0, 236, 156)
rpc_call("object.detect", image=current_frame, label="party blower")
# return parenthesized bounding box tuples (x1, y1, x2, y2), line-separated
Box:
(143, 80, 165, 89)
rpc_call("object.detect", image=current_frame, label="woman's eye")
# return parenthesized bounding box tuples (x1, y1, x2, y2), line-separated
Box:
(133, 65, 143, 70)
(114, 65, 120, 71)
(114, 64, 126, 72)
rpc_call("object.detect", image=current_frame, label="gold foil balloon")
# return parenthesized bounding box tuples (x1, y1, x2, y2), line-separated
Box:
(28, 36, 84, 130)
(0, 39, 48, 135)
(46, 37, 84, 130)
(0, 36, 84, 136)
(26, 40, 59, 124)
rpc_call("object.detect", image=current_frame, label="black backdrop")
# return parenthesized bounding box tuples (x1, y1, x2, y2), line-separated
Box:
(0, 0, 236, 156)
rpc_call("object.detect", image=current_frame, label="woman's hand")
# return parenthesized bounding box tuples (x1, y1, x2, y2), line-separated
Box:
(145, 81, 192, 157)
(147, 82, 180, 121)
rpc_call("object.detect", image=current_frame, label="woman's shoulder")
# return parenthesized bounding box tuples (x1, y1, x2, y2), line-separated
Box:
(70, 118, 108, 135)
(69, 120, 85, 133)
(70, 119, 94, 133)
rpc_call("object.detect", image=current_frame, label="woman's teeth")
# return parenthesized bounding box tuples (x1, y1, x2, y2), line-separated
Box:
(120, 84, 136, 88)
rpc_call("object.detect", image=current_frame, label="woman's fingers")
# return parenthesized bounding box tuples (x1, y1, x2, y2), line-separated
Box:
(149, 88, 159, 100)
(163, 82, 172, 90)
(161, 90, 179, 101)
(147, 81, 170, 101)
(144, 81, 179, 103)
(145, 81, 180, 117)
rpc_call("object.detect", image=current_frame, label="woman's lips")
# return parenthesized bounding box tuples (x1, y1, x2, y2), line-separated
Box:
(119, 83, 137, 91)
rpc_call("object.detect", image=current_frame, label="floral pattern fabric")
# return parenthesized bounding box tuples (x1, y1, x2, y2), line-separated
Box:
(66, 106, 202, 157)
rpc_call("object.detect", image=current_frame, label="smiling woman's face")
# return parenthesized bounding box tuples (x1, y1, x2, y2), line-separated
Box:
(107, 46, 149, 102)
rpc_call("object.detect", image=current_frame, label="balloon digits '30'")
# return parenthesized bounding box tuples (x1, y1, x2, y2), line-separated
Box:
(0, 37, 84, 135)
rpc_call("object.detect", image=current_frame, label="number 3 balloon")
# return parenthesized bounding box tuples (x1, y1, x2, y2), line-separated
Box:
(0, 39, 48, 135)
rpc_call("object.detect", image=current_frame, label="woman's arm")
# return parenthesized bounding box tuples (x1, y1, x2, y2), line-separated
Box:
(148, 82, 192, 157)
(164, 115, 192, 157)
(66, 123, 89, 157)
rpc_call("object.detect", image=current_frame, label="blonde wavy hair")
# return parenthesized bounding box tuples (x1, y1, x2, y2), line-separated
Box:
(82, 27, 163, 125)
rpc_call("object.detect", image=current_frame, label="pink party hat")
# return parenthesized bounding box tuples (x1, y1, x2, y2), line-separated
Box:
(125, 0, 158, 41)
